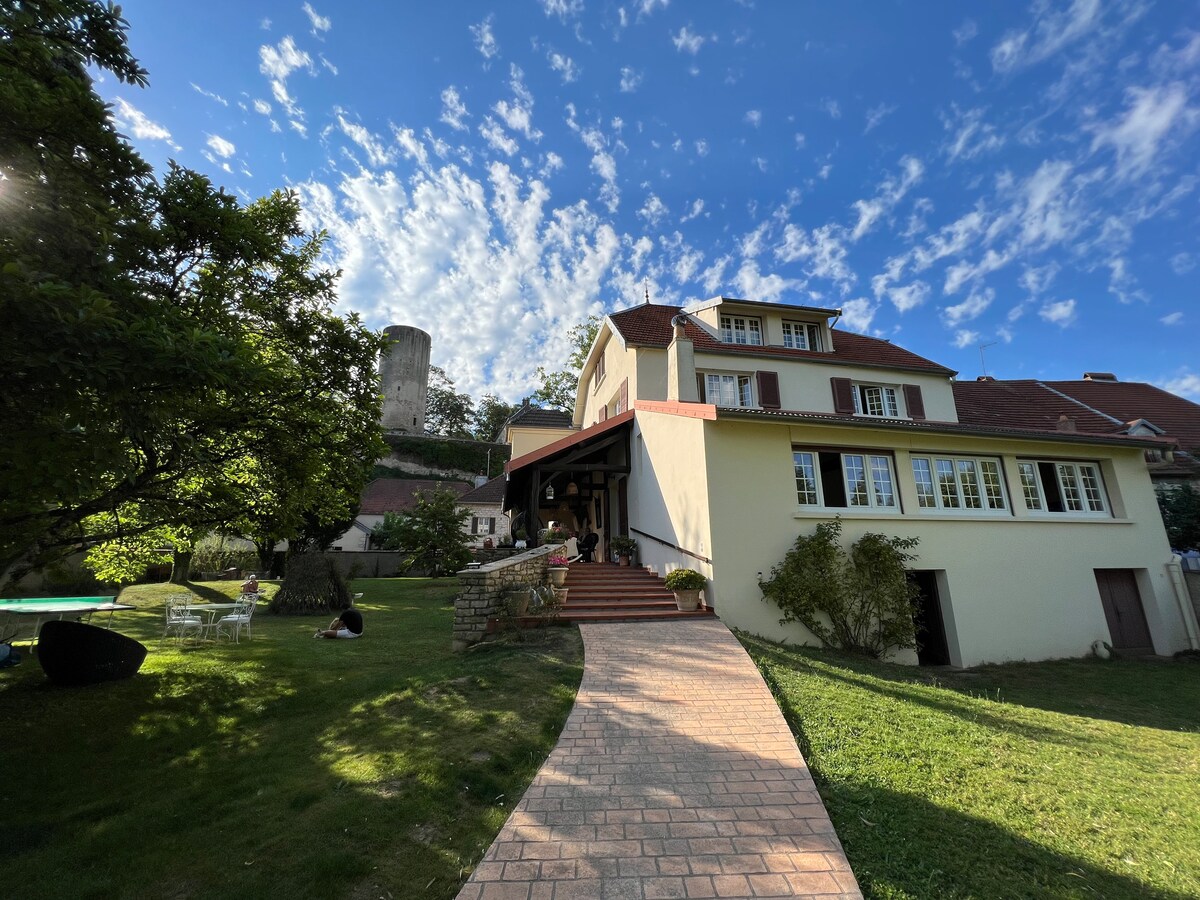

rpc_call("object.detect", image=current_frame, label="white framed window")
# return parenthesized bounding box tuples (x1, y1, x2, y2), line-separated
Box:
(852, 384, 900, 417)
(698, 372, 754, 407)
(593, 350, 606, 388)
(1018, 460, 1109, 515)
(471, 516, 496, 535)
(793, 449, 898, 510)
(719, 314, 763, 346)
(782, 321, 822, 351)
(911, 455, 1009, 513)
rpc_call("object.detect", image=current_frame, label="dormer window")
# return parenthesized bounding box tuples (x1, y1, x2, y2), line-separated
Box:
(831, 377, 926, 420)
(720, 314, 763, 346)
(853, 384, 899, 418)
(782, 321, 823, 351)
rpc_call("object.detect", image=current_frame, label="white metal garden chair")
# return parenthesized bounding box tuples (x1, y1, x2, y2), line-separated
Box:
(214, 594, 257, 643)
(164, 595, 204, 642)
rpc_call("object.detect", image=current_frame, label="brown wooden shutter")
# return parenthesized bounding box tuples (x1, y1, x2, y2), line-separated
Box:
(489, 518, 496, 534)
(903, 384, 926, 420)
(831, 377, 855, 414)
(618, 378, 628, 413)
(598, 405, 608, 422)
(756, 371, 781, 409)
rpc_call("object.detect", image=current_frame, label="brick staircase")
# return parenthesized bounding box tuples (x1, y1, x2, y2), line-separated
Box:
(556, 562, 716, 624)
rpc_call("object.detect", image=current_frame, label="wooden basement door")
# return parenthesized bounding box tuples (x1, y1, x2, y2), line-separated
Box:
(1094, 569, 1153, 652)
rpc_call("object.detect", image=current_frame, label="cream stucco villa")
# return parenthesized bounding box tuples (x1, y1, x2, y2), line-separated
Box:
(502, 297, 1200, 666)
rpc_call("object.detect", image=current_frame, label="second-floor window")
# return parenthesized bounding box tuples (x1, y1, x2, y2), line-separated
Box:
(782, 321, 822, 351)
(720, 314, 763, 345)
(853, 384, 900, 417)
(593, 350, 606, 388)
(698, 372, 753, 407)
(1018, 460, 1109, 515)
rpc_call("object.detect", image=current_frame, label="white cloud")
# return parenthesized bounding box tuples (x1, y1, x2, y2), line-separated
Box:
(1039, 298, 1077, 326)
(259, 35, 313, 119)
(111, 97, 179, 150)
(479, 118, 519, 156)
(302, 3, 331, 35)
(943, 285, 993, 327)
(619, 67, 643, 92)
(1091, 83, 1198, 180)
(953, 329, 980, 349)
(540, 152, 564, 178)
(695, 139, 709, 156)
(953, 19, 978, 46)
(548, 51, 579, 83)
(821, 98, 841, 119)
(990, 0, 1101, 72)
(493, 66, 542, 142)
(864, 103, 896, 134)
(190, 83, 228, 106)
(441, 86, 469, 131)
(1161, 311, 1184, 326)
(887, 280, 930, 313)
(1161, 372, 1200, 399)
(700, 255, 731, 295)
(672, 26, 706, 55)
(252, 99, 272, 115)
(320, 55, 338, 76)
(336, 112, 394, 167)
(732, 259, 800, 303)
(1019, 262, 1060, 296)
(542, 0, 583, 19)
(471, 16, 499, 63)
(638, 194, 668, 227)
(680, 199, 705, 222)
(850, 156, 924, 241)
(839, 298, 877, 333)
(794, 132, 806, 148)
(637, 0, 670, 16)
(745, 109, 762, 127)
(1170, 252, 1196, 274)
(942, 106, 1005, 162)
(205, 134, 236, 158)
(776, 224, 855, 293)
(578, 127, 620, 212)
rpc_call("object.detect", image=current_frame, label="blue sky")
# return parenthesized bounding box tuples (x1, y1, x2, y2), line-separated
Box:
(102, 0, 1200, 402)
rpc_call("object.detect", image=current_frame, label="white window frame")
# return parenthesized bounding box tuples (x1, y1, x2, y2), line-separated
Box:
(852, 383, 900, 418)
(471, 516, 496, 535)
(719, 314, 764, 346)
(782, 320, 822, 351)
(592, 350, 606, 389)
(1018, 459, 1110, 517)
(793, 449, 899, 511)
(698, 371, 754, 407)
(911, 455, 1010, 514)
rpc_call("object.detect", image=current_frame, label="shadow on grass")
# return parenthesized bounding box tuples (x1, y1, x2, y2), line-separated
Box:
(742, 632, 1200, 735)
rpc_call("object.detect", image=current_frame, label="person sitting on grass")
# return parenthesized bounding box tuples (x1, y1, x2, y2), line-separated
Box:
(240, 574, 261, 595)
(315, 605, 363, 639)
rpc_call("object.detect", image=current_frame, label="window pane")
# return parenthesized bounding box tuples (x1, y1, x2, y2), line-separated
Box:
(747, 318, 763, 345)
(936, 459, 960, 508)
(783, 322, 809, 350)
(861, 386, 885, 416)
(957, 460, 982, 509)
(844, 455, 869, 506)
(870, 456, 896, 507)
(912, 458, 937, 507)
(706, 374, 721, 404)
(738, 375, 752, 407)
(1018, 462, 1042, 510)
(1079, 465, 1106, 511)
(1058, 464, 1084, 511)
(719, 316, 733, 342)
(794, 451, 819, 505)
(979, 460, 1006, 510)
(883, 388, 898, 417)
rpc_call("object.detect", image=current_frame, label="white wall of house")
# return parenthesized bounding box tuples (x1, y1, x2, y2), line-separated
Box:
(461, 504, 510, 547)
(670, 413, 1194, 666)
(330, 515, 385, 552)
(508, 426, 578, 460)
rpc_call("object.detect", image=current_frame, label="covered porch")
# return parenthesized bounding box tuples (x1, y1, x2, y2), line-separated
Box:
(502, 410, 634, 556)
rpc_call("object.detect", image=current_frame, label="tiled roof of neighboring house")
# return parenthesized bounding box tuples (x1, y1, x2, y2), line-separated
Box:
(459, 474, 507, 505)
(497, 401, 575, 441)
(954, 379, 1200, 452)
(607, 303, 955, 375)
(358, 479, 472, 516)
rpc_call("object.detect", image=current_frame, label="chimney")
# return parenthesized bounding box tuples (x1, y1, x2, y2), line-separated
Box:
(667, 314, 698, 402)
(976, 375, 995, 382)
(1056, 414, 1077, 433)
(1083, 372, 1118, 382)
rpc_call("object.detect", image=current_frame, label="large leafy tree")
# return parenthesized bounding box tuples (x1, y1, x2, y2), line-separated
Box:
(0, 1, 386, 589)
(425, 365, 475, 437)
(533, 315, 601, 413)
(473, 393, 516, 442)
(371, 487, 471, 577)
(1158, 484, 1200, 551)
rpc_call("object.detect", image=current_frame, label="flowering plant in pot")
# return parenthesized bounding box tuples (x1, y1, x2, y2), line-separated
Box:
(663, 568, 707, 611)
(609, 535, 637, 566)
(547, 553, 570, 587)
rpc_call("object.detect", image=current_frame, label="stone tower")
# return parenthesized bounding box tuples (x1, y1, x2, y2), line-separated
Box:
(379, 325, 431, 432)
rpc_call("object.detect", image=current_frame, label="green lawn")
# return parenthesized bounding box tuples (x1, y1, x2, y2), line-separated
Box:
(0, 578, 583, 899)
(740, 634, 1200, 900)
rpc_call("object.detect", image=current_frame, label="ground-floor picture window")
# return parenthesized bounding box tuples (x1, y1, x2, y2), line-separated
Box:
(794, 449, 898, 510)
(1017, 460, 1109, 515)
(911, 455, 1008, 512)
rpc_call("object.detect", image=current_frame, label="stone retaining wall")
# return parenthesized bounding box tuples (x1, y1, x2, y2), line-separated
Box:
(453, 544, 564, 651)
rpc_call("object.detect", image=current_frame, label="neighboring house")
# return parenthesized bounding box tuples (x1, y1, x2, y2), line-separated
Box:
(954, 375, 1200, 489)
(458, 475, 511, 547)
(330, 478, 472, 551)
(498, 400, 577, 459)
(502, 297, 1200, 666)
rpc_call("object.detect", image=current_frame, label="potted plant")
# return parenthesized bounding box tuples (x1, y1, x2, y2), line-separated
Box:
(505, 584, 533, 617)
(513, 528, 527, 550)
(610, 535, 637, 567)
(546, 553, 570, 587)
(664, 568, 707, 611)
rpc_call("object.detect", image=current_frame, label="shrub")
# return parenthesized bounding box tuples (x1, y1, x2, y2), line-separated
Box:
(759, 518, 920, 659)
(664, 568, 707, 591)
(191, 535, 258, 577)
(269, 552, 350, 615)
(609, 536, 637, 556)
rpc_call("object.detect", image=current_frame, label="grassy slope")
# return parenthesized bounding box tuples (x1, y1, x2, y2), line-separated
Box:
(0, 579, 583, 899)
(740, 634, 1200, 900)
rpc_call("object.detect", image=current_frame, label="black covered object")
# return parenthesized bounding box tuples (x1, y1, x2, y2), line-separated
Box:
(579, 532, 599, 563)
(37, 620, 147, 686)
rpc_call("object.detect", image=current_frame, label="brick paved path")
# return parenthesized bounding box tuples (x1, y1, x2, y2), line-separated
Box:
(457, 620, 861, 899)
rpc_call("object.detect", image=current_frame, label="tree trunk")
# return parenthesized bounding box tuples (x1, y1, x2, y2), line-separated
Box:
(170, 550, 193, 584)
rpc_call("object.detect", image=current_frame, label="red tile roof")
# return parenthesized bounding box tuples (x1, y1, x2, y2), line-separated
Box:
(607, 304, 955, 375)
(954, 379, 1200, 452)
(459, 474, 507, 505)
(358, 479, 472, 516)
